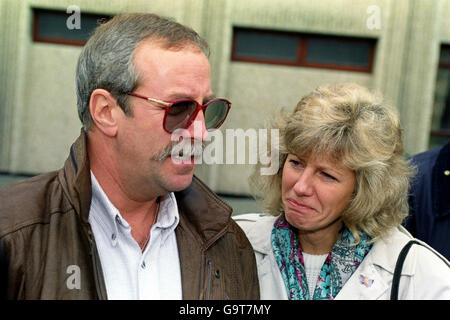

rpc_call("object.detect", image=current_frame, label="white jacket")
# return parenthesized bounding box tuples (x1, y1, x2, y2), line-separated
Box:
(234, 213, 450, 300)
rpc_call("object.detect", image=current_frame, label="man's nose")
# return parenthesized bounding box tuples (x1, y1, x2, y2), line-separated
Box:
(188, 109, 208, 141)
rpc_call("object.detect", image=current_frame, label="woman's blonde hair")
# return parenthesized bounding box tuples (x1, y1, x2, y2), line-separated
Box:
(250, 83, 415, 242)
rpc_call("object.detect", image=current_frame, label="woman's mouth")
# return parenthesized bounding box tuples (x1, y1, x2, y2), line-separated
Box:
(287, 198, 315, 212)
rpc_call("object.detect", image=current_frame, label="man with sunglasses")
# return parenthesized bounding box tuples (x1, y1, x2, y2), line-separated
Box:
(0, 13, 259, 300)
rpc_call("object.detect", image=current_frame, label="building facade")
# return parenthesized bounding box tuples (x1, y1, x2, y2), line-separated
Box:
(0, 0, 449, 195)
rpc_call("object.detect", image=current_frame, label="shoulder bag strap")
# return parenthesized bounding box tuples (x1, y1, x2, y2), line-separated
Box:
(390, 240, 422, 300)
(390, 239, 450, 300)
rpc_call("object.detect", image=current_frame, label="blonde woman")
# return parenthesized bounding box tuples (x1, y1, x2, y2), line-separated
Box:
(235, 83, 450, 300)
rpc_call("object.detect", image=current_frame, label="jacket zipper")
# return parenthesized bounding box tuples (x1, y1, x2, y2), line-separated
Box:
(204, 259, 212, 300)
(203, 259, 230, 299)
(201, 225, 230, 300)
(86, 227, 107, 300)
(90, 244, 106, 300)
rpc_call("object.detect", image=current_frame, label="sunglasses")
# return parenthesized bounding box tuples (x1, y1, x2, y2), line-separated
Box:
(126, 92, 231, 133)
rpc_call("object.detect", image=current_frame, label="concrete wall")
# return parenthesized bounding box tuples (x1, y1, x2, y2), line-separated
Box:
(197, 0, 450, 194)
(0, 0, 206, 174)
(0, 0, 449, 195)
(197, 0, 382, 193)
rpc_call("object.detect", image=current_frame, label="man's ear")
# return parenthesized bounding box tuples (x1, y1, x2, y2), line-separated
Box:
(89, 89, 122, 137)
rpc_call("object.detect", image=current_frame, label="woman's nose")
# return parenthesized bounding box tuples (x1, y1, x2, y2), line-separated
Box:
(293, 170, 314, 196)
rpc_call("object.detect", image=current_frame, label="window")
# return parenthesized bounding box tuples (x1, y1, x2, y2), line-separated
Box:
(429, 45, 450, 148)
(232, 27, 376, 73)
(33, 8, 110, 46)
(233, 29, 299, 62)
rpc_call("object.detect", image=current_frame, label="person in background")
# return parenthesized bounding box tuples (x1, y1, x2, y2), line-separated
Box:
(0, 13, 259, 300)
(404, 140, 450, 261)
(235, 83, 450, 300)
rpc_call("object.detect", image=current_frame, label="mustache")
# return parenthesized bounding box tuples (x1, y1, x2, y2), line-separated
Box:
(151, 139, 206, 162)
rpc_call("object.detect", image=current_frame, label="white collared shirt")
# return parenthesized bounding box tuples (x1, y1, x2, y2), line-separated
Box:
(88, 172, 182, 300)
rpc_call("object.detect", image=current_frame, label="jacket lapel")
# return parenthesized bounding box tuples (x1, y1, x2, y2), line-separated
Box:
(59, 129, 92, 226)
(175, 176, 232, 247)
(175, 217, 204, 299)
(335, 255, 389, 299)
(336, 227, 414, 300)
(175, 176, 233, 299)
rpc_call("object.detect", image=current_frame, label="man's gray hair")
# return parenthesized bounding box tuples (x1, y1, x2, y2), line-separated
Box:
(76, 13, 210, 131)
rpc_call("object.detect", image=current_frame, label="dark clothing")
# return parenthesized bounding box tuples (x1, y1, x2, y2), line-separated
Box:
(0, 131, 259, 299)
(405, 141, 450, 260)
(0, 241, 7, 300)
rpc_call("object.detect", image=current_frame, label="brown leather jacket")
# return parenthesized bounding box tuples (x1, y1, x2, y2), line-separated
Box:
(0, 131, 259, 300)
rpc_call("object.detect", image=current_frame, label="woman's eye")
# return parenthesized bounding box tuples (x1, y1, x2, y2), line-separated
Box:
(289, 159, 302, 167)
(322, 172, 337, 181)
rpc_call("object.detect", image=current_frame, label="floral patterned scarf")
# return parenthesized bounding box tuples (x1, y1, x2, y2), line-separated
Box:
(271, 215, 372, 300)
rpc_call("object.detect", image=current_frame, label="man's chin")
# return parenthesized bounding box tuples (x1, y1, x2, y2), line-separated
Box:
(165, 157, 197, 189)
(168, 173, 195, 192)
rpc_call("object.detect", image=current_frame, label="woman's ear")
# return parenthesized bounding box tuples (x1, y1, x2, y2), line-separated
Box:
(89, 89, 121, 137)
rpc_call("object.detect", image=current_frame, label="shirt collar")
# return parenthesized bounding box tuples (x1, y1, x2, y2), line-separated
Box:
(90, 171, 121, 246)
(90, 171, 179, 246)
(155, 192, 180, 243)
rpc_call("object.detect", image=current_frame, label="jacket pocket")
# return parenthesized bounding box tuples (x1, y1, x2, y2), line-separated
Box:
(202, 258, 226, 299)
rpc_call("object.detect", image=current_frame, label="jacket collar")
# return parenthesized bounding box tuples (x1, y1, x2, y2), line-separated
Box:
(175, 176, 233, 248)
(252, 215, 277, 254)
(59, 129, 233, 247)
(336, 226, 414, 299)
(369, 226, 415, 275)
(235, 214, 276, 255)
(59, 129, 92, 226)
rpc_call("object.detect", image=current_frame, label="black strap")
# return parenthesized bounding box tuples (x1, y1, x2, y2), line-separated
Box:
(390, 240, 422, 300)
(390, 239, 450, 300)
